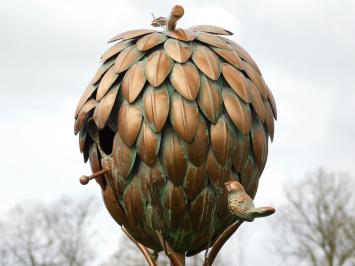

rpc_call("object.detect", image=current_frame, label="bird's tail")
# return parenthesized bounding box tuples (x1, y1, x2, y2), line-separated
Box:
(248, 207, 275, 218)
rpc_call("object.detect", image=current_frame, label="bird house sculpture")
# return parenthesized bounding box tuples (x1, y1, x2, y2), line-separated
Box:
(75, 5, 277, 266)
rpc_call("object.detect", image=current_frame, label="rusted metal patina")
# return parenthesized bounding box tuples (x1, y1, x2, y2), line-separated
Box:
(75, 5, 277, 266)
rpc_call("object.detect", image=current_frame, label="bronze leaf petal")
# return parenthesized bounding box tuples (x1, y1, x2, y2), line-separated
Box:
(123, 178, 145, 225)
(197, 75, 222, 123)
(112, 131, 137, 178)
(101, 40, 133, 62)
(206, 149, 230, 188)
(266, 85, 277, 120)
(109, 29, 156, 43)
(264, 101, 275, 141)
(188, 25, 233, 35)
(118, 101, 142, 147)
(96, 66, 119, 101)
(145, 50, 173, 87)
(102, 185, 128, 226)
(122, 61, 146, 103)
(210, 115, 237, 166)
(89, 143, 105, 189)
(143, 85, 169, 132)
(192, 44, 221, 80)
(196, 32, 231, 50)
(183, 164, 206, 201)
(190, 188, 214, 231)
(170, 92, 200, 142)
(222, 63, 251, 103)
(136, 32, 167, 51)
(249, 80, 266, 123)
(163, 29, 196, 41)
(136, 122, 161, 166)
(162, 181, 188, 229)
(243, 61, 270, 102)
(223, 88, 252, 135)
(251, 119, 268, 170)
(164, 38, 193, 63)
(212, 47, 244, 70)
(74, 99, 96, 134)
(93, 86, 119, 129)
(74, 84, 97, 118)
(232, 133, 250, 174)
(115, 46, 145, 74)
(162, 132, 187, 186)
(187, 117, 209, 166)
(230, 42, 261, 75)
(91, 59, 115, 85)
(170, 62, 200, 101)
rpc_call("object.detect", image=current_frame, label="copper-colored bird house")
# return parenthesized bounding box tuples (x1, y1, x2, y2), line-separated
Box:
(74, 5, 277, 266)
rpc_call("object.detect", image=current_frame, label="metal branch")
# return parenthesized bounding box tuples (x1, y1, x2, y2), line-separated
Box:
(121, 226, 157, 266)
(154, 231, 185, 266)
(203, 220, 244, 266)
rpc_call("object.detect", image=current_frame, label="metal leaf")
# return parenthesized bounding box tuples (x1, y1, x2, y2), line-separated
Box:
(115, 46, 145, 73)
(93, 61, 115, 88)
(93, 86, 119, 129)
(251, 119, 267, 169)
(101, 40, 133, 62)
(164, 38, 193, 63)
(163, 29, 196, 41)
(187, 117, 209, 166)
(143, 85, 169, 132)
(112, 132, 137, 178)
(210, 115, 236, 165)
(170, 92, 200, 142)
(162, 181, 188, 229)
(108, 29, 156, 43)
(89, 143, 105, 189)
(124, 178, 145, 224)
(192, 44, 221, 80)
(212, 47, 243, 70)
(196, 32, 230, 50)
(189, 25, 233, 35)
(75, 84, 97, 118)
(136, 122, 161, 166)
(197, 75, 222, 123)
(232, 134, 250, 173)
(264, 101, 275, 141)
(96, 66, 119, 101)
(222, 63, 251, 103)
(118, 101, 142, 147)
(243, 61, 270, 101)
(190, 188, 214, 231)
(266, 85, 277, 120)
(162, 132, 187, 186)
(74, 99, 96, 134)
(223, 88, 252, 135)
(145, 50, 173, 87)
(249, 80, 266, 123)
(102, 185, 128, 226)
(136, 32, 167, 51)
(206, 149, 230, 188)
(122, 61, 146, 103)
(170, 62, 200, 101)
(183, 164, 206, 201)
(231, 42, 261, 75)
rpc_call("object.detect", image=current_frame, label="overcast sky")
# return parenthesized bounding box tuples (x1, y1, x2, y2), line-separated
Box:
(1, 0, 354, 265)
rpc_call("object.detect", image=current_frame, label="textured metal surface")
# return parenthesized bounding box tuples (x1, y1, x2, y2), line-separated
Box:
(75, 13, 277, 255)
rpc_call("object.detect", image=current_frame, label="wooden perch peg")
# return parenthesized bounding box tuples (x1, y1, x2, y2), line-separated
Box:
(79, 168, 109, 185)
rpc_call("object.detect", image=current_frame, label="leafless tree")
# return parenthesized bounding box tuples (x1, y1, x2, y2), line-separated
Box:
(272, 168, 355, 266)
(0, 196, 97, 266)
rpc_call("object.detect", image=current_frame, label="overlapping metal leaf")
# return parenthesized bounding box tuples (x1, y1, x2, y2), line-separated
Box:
(75, 25, 277, 253)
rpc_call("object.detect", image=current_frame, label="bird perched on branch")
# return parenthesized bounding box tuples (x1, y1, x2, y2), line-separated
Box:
(224, 180, 275, 222)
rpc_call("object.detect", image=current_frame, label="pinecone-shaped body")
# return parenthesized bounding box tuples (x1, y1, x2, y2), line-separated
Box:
(74, 12, 277, 254)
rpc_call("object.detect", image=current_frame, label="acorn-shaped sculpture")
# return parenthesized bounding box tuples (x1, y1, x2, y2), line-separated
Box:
(74, 5, 276, 265)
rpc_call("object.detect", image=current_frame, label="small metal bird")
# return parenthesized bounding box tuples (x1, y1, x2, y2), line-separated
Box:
(224, 180, 275, 222)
